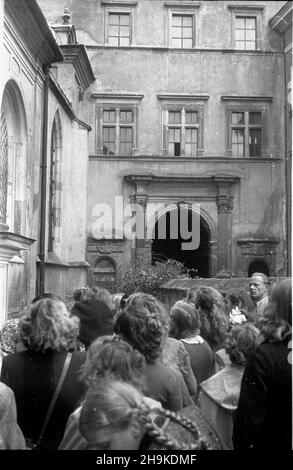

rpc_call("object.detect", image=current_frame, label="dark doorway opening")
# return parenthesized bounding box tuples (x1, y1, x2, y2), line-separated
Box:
(151, 208, 210, 278)
(248, 260, 270, 277)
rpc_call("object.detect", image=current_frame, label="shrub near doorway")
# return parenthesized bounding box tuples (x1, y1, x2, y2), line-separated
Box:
(117, 259, 190, 297)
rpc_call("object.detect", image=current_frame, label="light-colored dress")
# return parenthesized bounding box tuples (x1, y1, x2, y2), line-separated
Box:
(0, 382, 26, 449)
(199, 364, 244, 449)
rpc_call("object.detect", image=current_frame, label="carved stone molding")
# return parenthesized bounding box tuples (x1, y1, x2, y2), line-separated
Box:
(217, 196, 234, 213)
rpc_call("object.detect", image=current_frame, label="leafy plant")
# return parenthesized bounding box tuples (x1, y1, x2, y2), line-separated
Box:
(117, 258, 190, 297)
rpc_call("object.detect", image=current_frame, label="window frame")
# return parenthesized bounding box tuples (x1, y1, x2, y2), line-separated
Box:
(104, 6, 135, 46)
(165, 3, 200, 49)
(228, 5, 264, 51)
(161, 102, 205, 157)
(96, 102, 139, 156)
(225, 102, 269, 158)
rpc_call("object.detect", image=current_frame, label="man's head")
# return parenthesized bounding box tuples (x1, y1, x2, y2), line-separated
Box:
(249, 273, 269, 302)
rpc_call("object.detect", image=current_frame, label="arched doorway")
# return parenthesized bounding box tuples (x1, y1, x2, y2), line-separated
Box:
(151, 206, 210, 277)
(248, 259, 270, 277)
(93, 257, 116, 291)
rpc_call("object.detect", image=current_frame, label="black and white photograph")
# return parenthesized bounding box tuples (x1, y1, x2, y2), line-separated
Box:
(0, 0, 292, 457)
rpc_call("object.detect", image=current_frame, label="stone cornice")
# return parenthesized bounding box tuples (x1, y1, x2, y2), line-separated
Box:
(101, 0, 138, 6)
(270, 1, 293, 34)
(164, 1, 201, 8)
(227, 3, 265, 10)
(5, 0, 63, 66)
(221, 95, 273, 101)
(237, 238, 280, 245)
(91, 93, 144, 100)
(60, 44, 95, 91)
(0, 231, 35, 263)
(157, 94, 209, 100)
(125, 174, 241, 184)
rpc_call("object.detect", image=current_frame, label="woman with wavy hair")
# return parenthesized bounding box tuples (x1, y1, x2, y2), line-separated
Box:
(79, 378, 225, 450)
(233, 278, 292, 449)
(186, 286, 229, 352)
(115, 292, 197, 410)
(0, 298, 86, 449)
(59, 335, 154, 450)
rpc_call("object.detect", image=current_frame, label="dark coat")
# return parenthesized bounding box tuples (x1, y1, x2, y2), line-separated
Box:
(232, 338, 292, 449)
(0, 349, 86, 449)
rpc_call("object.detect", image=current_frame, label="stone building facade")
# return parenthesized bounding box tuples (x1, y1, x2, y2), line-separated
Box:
(39, 0, 290, 290)
(42, 0, 290, 290)
(0, 0, 94, 325)
(0, 0, 291, 318)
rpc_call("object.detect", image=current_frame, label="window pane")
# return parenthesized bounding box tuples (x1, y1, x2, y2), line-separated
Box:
(169, 111, 181, 124)
(109, 25, 119, 37)
(235, 41, 245, 50)
(182, 38, 193, 48)
(168, 127, 181, 156)
(109, 37, 119, 46)
(249, 112, 261, 125)
(246, 41, 256, 50)
(103, 126, 115, 155)
(183, 16, 192, 27)
(172, 26, 182, 38)
(185, 143, 197, 156)
(185, 112, 198, 124)
(172, 15, 182, 27)
(232, 112, 244, 125)
(235, 29, 245, 41)
(120, 37, 130, 46)
(246, 29, 256, 41)
(103, 110, 115, 123)
(120, 14, 130, 26)
(109, 14, 119, 25)
(246, 18, 256, 30)
(120, 26, 130, 37)
(236, 17, 245, 28)
(186, 128, 198, 156)
(249, 129, 261, 157)
(120, 111, 133, 123)
(172, 38, 182, 48)
(183, 27, 192, 39)
(120, 127, 132, 155)
(232, 129, 244, 157)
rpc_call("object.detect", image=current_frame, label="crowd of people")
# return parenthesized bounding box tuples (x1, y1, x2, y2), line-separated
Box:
(0, 273, 291, 450)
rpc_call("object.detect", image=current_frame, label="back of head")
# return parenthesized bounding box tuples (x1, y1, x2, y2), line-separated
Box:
(114, 299, 167, 363)
(81, 335, 146, 390)
(72, 298, 114, 349)
(170, 300, 200, 339)
(86, 286, 114, 311)
(260, 278, 292, 342)
(79, 379, 146, 447)
(80, 378, 212, 450)
(191, 287, 228, 348)
(19, 297, 78, 352)
(225, 323, 261, 365)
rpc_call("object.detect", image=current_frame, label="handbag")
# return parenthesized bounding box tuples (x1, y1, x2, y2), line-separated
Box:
(25, 352, 72, 450)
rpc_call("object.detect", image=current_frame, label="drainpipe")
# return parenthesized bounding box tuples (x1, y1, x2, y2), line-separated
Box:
(283, 36, 291, 276)
(38, 66, 50, 295)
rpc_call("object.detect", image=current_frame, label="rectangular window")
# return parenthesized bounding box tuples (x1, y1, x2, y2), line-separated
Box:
(108, 12, 130, 46)
(167, 109, 198, 156)
(235, 16, 256, 50)
(171, 14, 193, 48)
(100, 107, 134, 155)
(230, 110, 262, 157)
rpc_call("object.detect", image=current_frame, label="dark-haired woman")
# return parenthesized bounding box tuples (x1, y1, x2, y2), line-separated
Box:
(233, 279, 292, 449)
